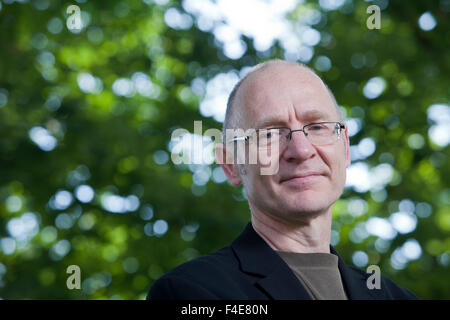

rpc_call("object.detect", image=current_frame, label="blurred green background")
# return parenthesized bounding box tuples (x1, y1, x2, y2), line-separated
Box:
(0, 0, 449, 299)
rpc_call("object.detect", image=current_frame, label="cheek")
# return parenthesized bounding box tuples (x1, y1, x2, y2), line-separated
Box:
(318, 147, 347, 185)
(244, 165, 277, 195)
(332, 157, 348, 187)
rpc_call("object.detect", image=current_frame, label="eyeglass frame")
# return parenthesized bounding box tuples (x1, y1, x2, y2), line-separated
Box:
(226, 121, 346, 146)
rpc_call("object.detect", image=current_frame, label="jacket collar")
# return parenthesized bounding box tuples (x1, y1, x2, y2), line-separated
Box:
(231, 222, 385, 300)
(331, 245, 386, 299)
(231, 222, 310, 299)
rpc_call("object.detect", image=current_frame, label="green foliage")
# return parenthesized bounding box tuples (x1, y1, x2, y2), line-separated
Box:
(0, 0, 448, 299)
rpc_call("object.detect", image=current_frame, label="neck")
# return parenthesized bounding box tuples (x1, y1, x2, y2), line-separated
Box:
(250, 206, 333, 254)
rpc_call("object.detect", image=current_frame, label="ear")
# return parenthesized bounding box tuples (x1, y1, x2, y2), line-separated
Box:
(215, 143, 242, 186)
(344, 125, 351, 168)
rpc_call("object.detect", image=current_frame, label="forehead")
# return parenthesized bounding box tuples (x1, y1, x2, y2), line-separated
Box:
(235, 64, 338, 128)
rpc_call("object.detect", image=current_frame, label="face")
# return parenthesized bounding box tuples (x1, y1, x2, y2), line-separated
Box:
(220, 63, 350, 223)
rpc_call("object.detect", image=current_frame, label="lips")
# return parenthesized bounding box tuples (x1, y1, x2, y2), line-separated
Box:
(280, 172, 324, 183)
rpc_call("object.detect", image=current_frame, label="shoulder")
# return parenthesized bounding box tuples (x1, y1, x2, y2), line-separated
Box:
(167, 245, 237, 278)
(379, 273, 420, 299)
(346, 265, 419, 300)
(147, 246, 244, 300)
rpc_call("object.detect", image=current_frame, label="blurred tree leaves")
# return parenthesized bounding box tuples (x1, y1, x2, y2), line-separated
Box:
(0, 0, 448, 299)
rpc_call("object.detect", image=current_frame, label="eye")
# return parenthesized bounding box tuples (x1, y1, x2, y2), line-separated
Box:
(258, 129, 279, 141)
(309, 124, 327, 131)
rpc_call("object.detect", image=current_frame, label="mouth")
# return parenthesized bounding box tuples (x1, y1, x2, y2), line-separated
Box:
(280, 173, 323, 184)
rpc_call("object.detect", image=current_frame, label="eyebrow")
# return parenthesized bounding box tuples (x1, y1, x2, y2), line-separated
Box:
(254, 110, 330, 129)
(300, 110, 330, 121)
(254, 118, 287, 129)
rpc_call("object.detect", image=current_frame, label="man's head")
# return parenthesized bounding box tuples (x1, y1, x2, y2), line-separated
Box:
(216, 60, 350, 223)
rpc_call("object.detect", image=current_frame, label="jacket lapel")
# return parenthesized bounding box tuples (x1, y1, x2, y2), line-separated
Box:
(331, 245, 386, 300)
(255, 266, 311, 300)
(231, 222, 311, 300)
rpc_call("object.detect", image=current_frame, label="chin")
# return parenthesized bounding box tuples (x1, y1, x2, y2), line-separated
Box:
(277, 206, 326, 223)
(284, 192, 334, 216)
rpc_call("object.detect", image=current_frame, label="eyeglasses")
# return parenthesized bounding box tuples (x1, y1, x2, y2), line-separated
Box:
(227, 122, 345, 150)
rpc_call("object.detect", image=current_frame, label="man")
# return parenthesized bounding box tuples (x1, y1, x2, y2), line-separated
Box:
(147, 60, 418, 300)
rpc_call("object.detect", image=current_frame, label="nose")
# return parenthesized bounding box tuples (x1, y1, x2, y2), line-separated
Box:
(282, 129, 316, 162)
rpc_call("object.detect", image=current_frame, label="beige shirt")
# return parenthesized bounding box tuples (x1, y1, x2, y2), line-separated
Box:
(276, 251, 348, 300)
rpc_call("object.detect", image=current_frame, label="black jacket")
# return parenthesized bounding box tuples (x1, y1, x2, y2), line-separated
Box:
(147, 222, 419, 300)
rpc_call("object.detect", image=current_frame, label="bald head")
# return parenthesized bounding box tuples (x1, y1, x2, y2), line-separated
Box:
(223, 60, 342, 137)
